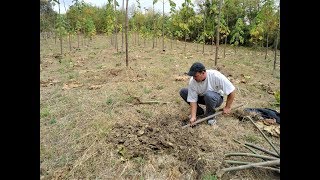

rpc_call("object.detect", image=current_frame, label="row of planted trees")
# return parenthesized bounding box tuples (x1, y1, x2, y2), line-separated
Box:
(41, 0, 279, 67)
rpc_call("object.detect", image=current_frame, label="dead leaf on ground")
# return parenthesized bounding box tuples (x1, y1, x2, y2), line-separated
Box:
(256, 120, 280, 137)
(129, 78, 145, 82)
(109, 68, 123, 76)
(40, 79, 60, 87)
(175, 75, 189, 81)
(88, 85, 103, 90)
(62, 82, 83, 90)
(258, 82, 274, 94)
(261, 118, 277, 125)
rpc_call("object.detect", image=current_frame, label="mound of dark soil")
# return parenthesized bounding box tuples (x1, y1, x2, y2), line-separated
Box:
(107, 115, 213, 177)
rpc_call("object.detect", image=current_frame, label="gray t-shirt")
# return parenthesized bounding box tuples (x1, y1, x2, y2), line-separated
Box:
(187, 70, 235, 102)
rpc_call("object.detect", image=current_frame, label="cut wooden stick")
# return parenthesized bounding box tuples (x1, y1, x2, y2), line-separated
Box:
(245, 116, 280, 157)
(226, 160, 280, 173)
(244, 142, 280, 158)
(252, 166, 280, 173)
(217, 159, 280, 178)
(132, 96, 170, 104)
(225, 160, 253, 165)
(138, 100, 170, 104)
(225, 153, 279, 160)
(233, 139, 258, 154)
(182, 104, 244, 128)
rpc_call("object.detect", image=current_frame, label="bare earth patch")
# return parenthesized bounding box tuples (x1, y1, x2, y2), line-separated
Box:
(107, 116, 214, 179)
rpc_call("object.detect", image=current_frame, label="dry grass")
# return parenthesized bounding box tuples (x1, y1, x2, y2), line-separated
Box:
(40, 34, 280, 180)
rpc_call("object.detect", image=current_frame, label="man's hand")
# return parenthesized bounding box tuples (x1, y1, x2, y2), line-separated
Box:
(223, 91, 235, 115)
(189, 117, 197, 126)
(223, 106, 231, 115)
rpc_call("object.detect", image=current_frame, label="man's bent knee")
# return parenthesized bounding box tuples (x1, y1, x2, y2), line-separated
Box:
(179, 88, 188, 97)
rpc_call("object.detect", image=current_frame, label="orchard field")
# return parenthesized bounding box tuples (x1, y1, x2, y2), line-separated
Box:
(40, 34, 280, 179)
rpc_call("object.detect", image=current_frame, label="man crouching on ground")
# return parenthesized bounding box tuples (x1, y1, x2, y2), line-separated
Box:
(179, 62, 236, 126)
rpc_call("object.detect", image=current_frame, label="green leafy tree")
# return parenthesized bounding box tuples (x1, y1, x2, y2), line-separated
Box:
(125, 0, 129, 66)
(83, 17, 96, 40)
(249, 23, 264, 49)
(215, 0, 223, 66)
(114, 0, 119, 51)
(152, 0, 158, 48)
(257, 0, 278, 59)
(230, 18, 245, 53)
(180, 0, 195, 53)
(40, 0, 57, 38)
(105, 2, 115, 36)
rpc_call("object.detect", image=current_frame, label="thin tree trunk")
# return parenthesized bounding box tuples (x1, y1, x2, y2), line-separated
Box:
(114, 0, 118, 52)
(111, 34, 113, 46)
(69, 33, 71, 51)
(125, 0, 129, 67)
(234, 42, 237, 54)
(215, 0, 223, 66)
(152, 4, 155, 49)
(265, 33, 268, 60)
(224, 36, 227, 57)
(135, 31, 137, 45)
(202, 6, 205, 54)
(59, 35, 62, 55)
(77, 33, 80, 48)
(184, 35, 187, 54)
(122, 0, 124, 52)
(58, 1, 63, 55)
(202, 42, 205, 54)
(273, 23, 280, 71)
(162, 0, 165, 51)
(211, 37, 214, 53)
(82, 32, 84, 46)
(224, 14, 228, 58)
(54, 20, 57, 44)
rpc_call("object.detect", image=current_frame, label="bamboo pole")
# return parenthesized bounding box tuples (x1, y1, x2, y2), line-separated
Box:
(244, 142, 280, 158)
(225, 160, 280, 173)
(217, 159, 280, 178)
(233, 139, 258, 154)
(225, 153, 278, 160)
(245, 116, 280, 157)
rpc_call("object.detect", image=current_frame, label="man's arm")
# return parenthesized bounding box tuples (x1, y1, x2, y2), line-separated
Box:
(190, 102, 198, 125)
(223, 90, 235, 114)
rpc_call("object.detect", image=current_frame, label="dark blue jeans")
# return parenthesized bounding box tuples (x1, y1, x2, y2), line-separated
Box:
(179, 88, 223, 115)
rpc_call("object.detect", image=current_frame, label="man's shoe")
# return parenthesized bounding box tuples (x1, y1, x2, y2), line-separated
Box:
(207, 118, 217, 125)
